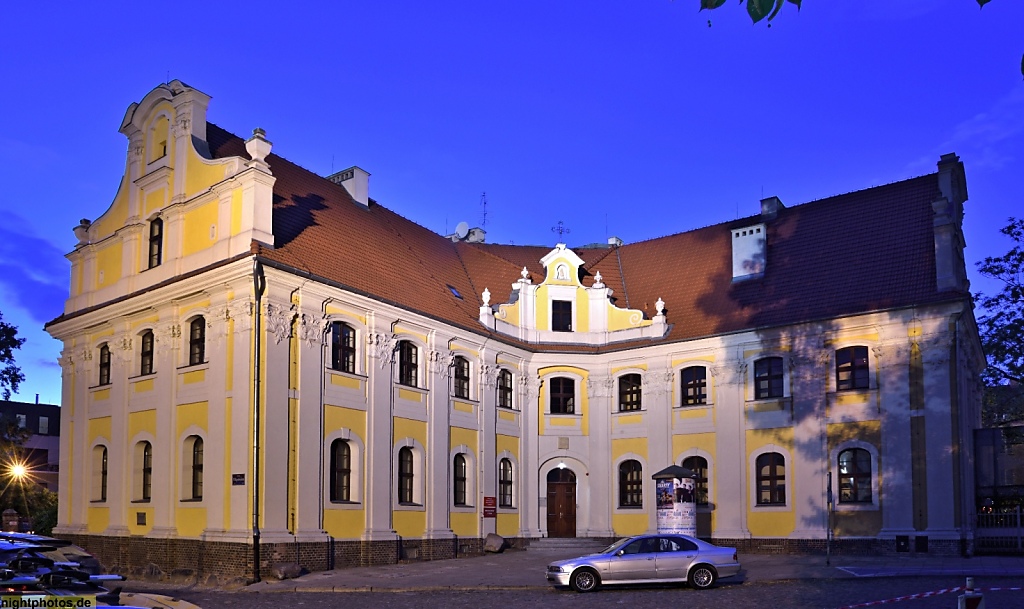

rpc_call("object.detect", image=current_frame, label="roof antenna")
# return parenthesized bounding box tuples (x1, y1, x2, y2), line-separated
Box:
(480, 192, 488, 229)
(331, 154, 334, 174)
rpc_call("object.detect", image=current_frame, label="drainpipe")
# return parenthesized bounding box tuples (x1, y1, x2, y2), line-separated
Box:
(252, 259, 266, 582)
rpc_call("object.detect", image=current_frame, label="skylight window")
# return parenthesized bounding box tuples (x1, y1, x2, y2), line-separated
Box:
(447, 285, 463, 300)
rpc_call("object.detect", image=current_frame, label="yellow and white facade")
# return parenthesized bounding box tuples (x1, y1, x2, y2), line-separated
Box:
(46, 82, 986, 578)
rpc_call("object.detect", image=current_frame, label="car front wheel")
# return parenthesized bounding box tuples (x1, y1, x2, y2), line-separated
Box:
(689, 564, 717, 589)
(570, 568, 600, 592)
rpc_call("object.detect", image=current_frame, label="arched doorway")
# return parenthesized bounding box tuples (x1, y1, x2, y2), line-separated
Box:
(546, 468, 577, 538)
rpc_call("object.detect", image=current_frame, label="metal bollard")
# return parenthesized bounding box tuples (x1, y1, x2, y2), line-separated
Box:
(958, 577, 985, 609)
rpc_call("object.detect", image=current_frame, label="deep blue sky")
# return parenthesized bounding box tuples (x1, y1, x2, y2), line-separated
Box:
(1, 1, 1021, 405)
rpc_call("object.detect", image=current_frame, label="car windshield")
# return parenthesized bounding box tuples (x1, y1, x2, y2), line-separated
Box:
(600, 537, 633, 554)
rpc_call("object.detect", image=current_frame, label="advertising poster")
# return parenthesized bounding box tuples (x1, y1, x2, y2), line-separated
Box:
(655, 476, 696, 536)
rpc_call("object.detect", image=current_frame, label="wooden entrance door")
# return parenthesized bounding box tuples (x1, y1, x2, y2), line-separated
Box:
(546, 468, 577, 538)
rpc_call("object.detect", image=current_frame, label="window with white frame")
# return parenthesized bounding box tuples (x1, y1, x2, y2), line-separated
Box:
(499, 458, 514, 508)
(398, 446, 415, 504)
(330, 439, 352, 502)
(330, 322, 357, 374)
(134, 441, 152, 502)
(755, 451, 786, 505)
(148, 218, 163, 269)
(754, 357, 784, 399)
(682, 455, 709, 506)
(549, 377, 575, 414)
(188, 318, 205, 366)
(182, 435, 204, 500)
(140, 330, 155, 376)
(453, 453, 468, 506)
(836, 346, 870, 391)
(92, 445, 108, 502)
(98, 344, 111, 386)
(618, 459, 643, 508)
(398, 341, 418, 387)
(618, 374, 642, 412)
(497, 369, 514, 409)
(838, 447, 872, 503)
(453, 356, 470, 399)
(681, 366, 707, 405)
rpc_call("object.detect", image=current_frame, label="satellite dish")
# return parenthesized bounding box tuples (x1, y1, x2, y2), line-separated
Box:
(455, 222, 469, 240)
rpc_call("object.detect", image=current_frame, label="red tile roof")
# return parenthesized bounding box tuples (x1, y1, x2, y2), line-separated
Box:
(206, 124, 966, 352)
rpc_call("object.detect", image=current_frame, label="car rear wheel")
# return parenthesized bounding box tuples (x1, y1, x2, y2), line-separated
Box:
(570, 567, 600, 592)
(689, 564, 717, 589)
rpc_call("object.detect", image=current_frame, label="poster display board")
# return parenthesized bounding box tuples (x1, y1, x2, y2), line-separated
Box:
(655, 475, 696, 536)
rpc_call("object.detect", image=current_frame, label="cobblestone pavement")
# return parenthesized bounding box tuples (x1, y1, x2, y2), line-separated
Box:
(128, 576, 1024, 609)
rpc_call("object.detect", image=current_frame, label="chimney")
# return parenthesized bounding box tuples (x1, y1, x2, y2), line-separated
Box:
(760, 196, 785, 220)
(608, 236, 623, 247)
(328, 166, 370, 208)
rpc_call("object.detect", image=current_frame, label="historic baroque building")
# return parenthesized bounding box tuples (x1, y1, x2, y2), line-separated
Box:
(46, 82, 985, 579)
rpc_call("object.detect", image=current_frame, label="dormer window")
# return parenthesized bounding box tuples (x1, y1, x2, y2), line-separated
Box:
(552, 300, 572, 332)
(148, 218, 163, 269)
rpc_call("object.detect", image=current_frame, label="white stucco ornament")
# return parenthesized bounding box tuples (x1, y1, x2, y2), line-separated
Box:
(593, 271, 604, 288)
(521, 267, 529, 280)
(482, 288, 491, 306)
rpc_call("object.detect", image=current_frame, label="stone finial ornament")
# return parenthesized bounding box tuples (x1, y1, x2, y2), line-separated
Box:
(245, 127, 273, 166)
(482, 288, 491, 306)
(521, 267, 529, 281)
(655, 297, 665, 315)
(593, 271, 604, 288)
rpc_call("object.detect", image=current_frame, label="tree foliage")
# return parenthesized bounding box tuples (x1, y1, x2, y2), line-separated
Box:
(698, 0, 1023, 77)
(976, 217, 1024, 387)
(0, 311, 25, 401)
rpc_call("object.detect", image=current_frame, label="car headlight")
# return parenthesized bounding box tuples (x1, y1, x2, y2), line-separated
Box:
(547, 566, 564, 573)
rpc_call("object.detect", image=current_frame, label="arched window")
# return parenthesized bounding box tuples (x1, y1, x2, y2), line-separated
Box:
(453, 356, 470, 399)
(838, 448, 872, 503)
(453, 453, 468, 506)
(189, 436, 204, 500)
(398, 341, 418, 387)
(148, 218, 163, 269)
(550, 377, 575, 414)
(618, 374, 642, 412)
(330, 322, 356, 374)
(330, 439, 351, 502)
(836, 346, 870, 391)
(139, 441, 153, 502)
(398, 447, 414, 504)
(98, 344, 111, 386)
(756, 452, 786, 505)
(497, 369, 513, 409)
(681, 366, 707, 405)
(140, 331, 155, 376)
(754, 357, 784, 399)
(682, 456, 709, 505)
(92, 445, 108, 502)
(499, 458, 514, 508)
(618, 460, 643, 507)
(189, 317, 205, 366)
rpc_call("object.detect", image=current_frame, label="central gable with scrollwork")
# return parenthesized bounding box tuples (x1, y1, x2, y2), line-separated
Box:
(478, 244, 668, 345)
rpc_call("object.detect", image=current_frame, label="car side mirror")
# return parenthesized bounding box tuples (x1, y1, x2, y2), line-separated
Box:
(615, 550, 625, 557)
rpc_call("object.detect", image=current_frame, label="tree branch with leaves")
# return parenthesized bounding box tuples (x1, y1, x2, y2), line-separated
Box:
(0, 311, 25, 401)
(976, 217, 1024, 387)
(698, 0, 1023, 77)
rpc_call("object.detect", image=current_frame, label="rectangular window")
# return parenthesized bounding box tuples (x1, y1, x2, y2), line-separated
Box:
(550, 377, 575, 414)
(681, 366, 707, 405)
(552, 300, 572, 332)
(453, 357, 470, 399)
(38, 417, 48, 435)
(836, 346, 870, 391)
(497, 370, 513, 409)
(148, 219, 163, 269)
(618, 374, 642, 412)
(140, 331, 154, 376)
(15, 414, 26, 428)
(754, 357, 784, 399)
(331, 322, 356, 374)
(398, 342, 418, 387)
(499, 459, 514, 508)
(756, 452, 786, 505)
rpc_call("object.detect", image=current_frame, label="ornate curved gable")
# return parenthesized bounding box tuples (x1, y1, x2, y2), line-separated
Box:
(478, 243, 667, 345)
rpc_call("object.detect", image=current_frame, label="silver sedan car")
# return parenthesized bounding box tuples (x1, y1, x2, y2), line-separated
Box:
(546, 534, 740, 592)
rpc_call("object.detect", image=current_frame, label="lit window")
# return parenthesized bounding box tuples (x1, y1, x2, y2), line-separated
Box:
(838, 448, 872, 503)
